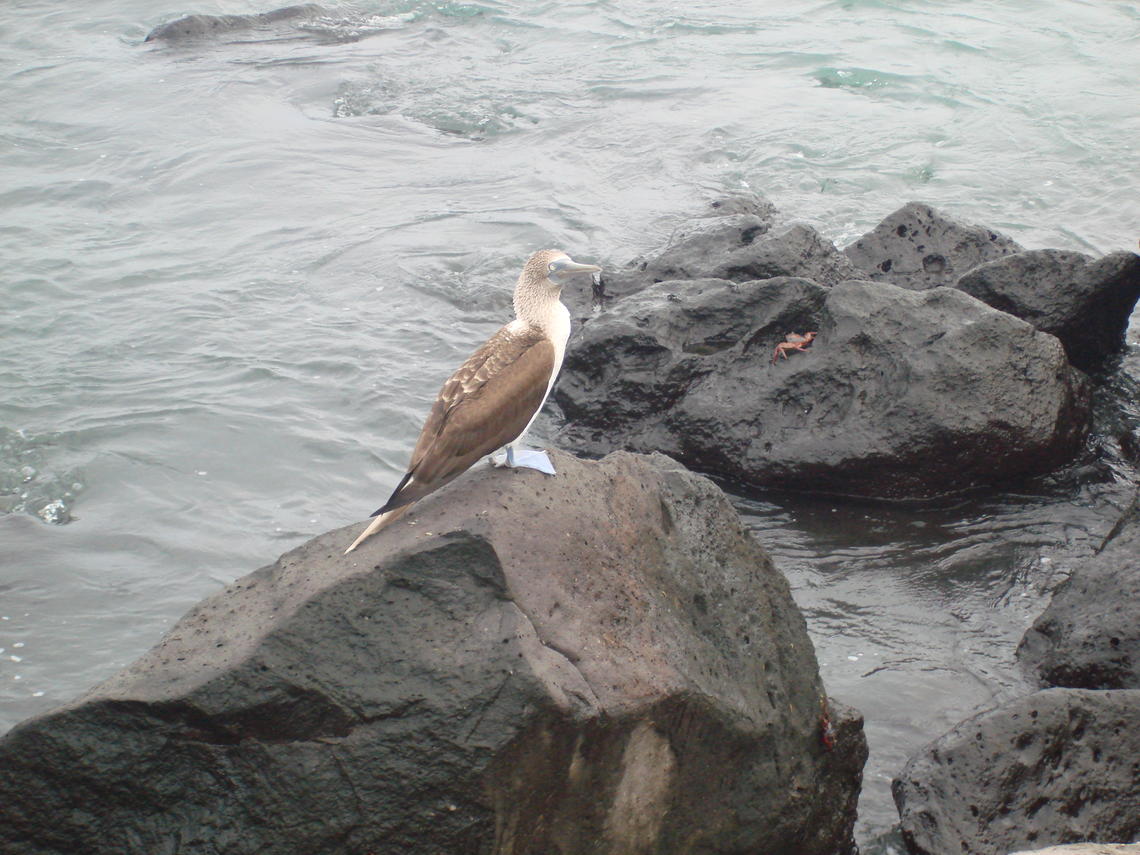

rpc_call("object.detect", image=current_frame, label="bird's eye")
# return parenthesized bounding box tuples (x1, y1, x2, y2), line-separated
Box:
(548, 262, 558, 273)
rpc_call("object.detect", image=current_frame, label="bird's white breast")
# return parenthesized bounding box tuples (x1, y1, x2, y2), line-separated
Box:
(547, 300, 571, 383)
(507, 298, 571, 443)
(505, 298, 570, 391)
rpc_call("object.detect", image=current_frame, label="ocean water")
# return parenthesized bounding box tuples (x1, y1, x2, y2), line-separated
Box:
(2, 0, 1138, 847)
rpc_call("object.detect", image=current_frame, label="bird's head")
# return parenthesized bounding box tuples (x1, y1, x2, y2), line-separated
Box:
(514, 249, 601, 325)
(521, 249, 601, 294)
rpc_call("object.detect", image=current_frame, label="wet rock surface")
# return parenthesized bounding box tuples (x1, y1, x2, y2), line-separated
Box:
(843, 201, 1024, 290)
(956, 249, 1140, 373)
(640, 219, 859, 288)
(893, 688, 1140, 855)
(556, 273, 1090, 499)
(553, 194, 1140, 500)
(555, 194, 1140, 853)
(1018, 494, 1140, 690)
(0, 450, 865, 855)
(594, 215, 856, 305)
(145, 4, 325, 43)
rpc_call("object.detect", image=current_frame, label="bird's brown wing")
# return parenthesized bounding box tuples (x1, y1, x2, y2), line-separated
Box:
(376, 326, 555, 514)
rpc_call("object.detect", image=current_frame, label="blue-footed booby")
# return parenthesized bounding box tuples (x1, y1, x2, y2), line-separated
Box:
(345, 249, 601, 554)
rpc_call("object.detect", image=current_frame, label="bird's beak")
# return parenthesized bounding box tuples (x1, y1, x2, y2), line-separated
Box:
(554, 257, 602, 276)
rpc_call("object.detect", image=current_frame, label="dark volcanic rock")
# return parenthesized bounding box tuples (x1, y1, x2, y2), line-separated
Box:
(556, 276, 1090, 499)
(642, 220, 858, 288)
(844, 202, 1023, 290)
(591, 192, 854, 307)
(956, 249, 1140, 372)
(145, 4, 324, 42)
(893, 688, 1140, 855)
(0, 451, 866, 855)
(1018, 495, 1140, 690)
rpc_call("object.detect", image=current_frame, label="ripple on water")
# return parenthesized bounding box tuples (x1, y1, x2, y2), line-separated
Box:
(811, 65, 982, 109)
(298, 12, 417, 45)
(0, 428, 84, 525)
(332, 73, 542, 138)
(734, 466, 1135, 844)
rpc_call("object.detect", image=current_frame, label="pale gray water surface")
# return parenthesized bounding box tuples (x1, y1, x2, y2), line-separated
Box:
(2, 0, 1139, 847)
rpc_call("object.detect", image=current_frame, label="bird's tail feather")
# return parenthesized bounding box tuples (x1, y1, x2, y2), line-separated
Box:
(344, 505, 411, 554)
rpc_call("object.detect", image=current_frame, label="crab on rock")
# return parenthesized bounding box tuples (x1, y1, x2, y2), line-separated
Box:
(771, 331, 817, 365)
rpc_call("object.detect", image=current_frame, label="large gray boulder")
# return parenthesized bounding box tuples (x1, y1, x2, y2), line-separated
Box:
(1018, 494, 1140, 689)
(556, 276, 1090, 499)
(956, 249, 1140, 372)
(844, 202, 1024, 290)
(893, 688, 1140, 855)
(0, 450, 866, 855)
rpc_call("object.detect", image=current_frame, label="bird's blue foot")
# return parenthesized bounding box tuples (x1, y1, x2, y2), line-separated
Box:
(492, 446, 556, 475)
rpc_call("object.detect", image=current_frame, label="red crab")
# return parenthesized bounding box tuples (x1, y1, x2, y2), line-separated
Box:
(772, 331, 817, 365)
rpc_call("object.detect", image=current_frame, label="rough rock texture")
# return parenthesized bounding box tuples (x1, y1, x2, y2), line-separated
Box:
(0, 450, 866, 855)
(592, 196, 855, 307)
(1018, 495, 1140, 689)
(698, 191, 781, 221)
(956, 250, 1140, 372)
(1010, 846, 1140, 855)
(145, 4, 324, 42)
(844, 202, 1023, 290)
(893, 688, 1140, 855)
(556, 275, 1090, 499)
(639, 220, 859, 288)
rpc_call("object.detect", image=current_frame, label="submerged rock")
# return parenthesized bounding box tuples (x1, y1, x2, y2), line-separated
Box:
(1018, 495, 1140, 689)
(893, 688, 1140, 855)
(697, 191, 781, 221)
(0, 450, 866, 855)
(956, 249, 1140, 372)
(145, 5, 325, 42)
(844, 201, 1023, 290)
(556, 275, 1090, 499)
